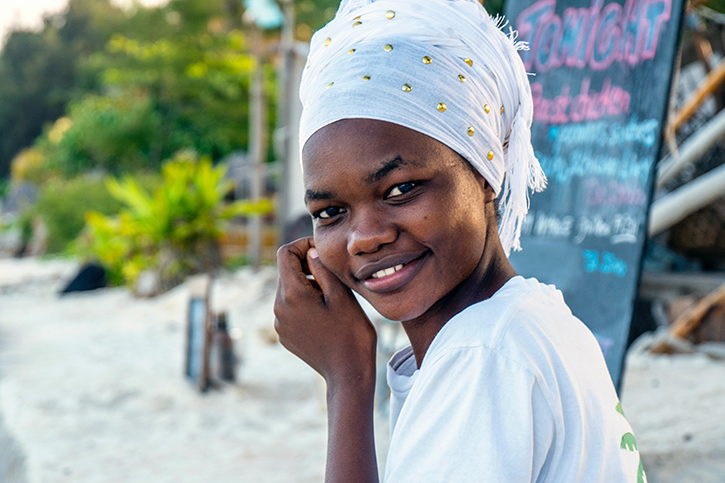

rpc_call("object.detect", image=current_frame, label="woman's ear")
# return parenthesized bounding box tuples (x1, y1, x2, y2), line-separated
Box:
(482, 181, 496, 203)
(475, 174, 496, 204)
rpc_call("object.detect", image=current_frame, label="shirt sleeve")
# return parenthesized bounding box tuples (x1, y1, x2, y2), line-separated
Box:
(383, 346, 556, 483)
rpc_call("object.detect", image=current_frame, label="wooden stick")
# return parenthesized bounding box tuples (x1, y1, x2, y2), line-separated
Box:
(666, 59, 725, 138)
(651, 283, 725, 353)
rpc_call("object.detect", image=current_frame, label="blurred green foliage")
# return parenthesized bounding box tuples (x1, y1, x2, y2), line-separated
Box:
(28, 172, 161, 254)
(3, 0, 462, 183)
(0, 0, 125, 178)
(0, 0, 293, 182)
(77, 152, 273, 287)
(705, 0, 725, 13)
(35, 177, 122, 254)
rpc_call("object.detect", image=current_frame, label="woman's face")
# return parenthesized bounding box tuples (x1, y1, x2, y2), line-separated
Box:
(302, 119, 495, 322)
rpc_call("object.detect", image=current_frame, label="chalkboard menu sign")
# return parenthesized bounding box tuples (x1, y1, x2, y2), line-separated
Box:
(504, 0, 685, 387)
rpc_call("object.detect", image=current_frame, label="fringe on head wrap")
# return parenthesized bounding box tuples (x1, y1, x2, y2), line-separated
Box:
(299, 0, 547, 256)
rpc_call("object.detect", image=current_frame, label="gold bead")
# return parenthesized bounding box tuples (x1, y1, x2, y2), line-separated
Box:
(353, 21, 362, 27)
(402, 83, 412, 92)
(353, 15, 361, 21)
(422, 56, 432, 64)
(487, 151, 494, 161)
(383, 44, 393, 52)
(467, 127, 475, 137)
(386, 10, 395, 19)
(362, 75, 371, 81)
(458, 74, 466, 82)
(348, 48, 356, 54)
(464, 58, 473, 66)
(437, 102, 447, 112)
(325, 37, 331, 46)
(306, 60, 311, 69)
(325, 82, 334, 88)
(305, 102, 310, 110)
(500, 106, 504, 114)
(484, 104, 490, 113)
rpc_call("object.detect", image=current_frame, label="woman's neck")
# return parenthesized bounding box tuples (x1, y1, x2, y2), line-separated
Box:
(401, 229, 517, 369)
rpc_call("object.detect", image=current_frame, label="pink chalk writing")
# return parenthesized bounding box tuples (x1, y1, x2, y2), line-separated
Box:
(516, 0, 672, 72)
(532, 77, 631, 123)
(583, 178, 647, 207)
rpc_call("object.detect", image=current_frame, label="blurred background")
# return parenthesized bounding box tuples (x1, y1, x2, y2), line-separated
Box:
(0, 0, 723, 482)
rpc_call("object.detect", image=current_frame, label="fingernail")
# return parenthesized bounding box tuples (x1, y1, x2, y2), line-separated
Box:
(308, 248, 319, 259)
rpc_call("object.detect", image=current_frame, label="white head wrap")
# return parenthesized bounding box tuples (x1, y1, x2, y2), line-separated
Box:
(299, 0, 546, 256)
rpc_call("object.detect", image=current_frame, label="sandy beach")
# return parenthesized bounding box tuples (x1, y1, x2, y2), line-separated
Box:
(0, 258, 723, 482)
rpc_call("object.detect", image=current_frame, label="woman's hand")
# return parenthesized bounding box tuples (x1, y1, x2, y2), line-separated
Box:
(274, 237, 377, 387)
(275, 237, 380, 482)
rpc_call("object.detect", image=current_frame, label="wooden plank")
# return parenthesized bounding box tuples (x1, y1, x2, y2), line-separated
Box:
(651, 282, 725, 353)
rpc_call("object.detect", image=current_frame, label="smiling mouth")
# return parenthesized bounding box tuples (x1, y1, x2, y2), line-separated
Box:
(369, 264, 405, 280)
(358, 252, 430, 294)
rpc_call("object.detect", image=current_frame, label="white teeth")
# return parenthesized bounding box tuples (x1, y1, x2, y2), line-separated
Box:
(371, 264, 405, 279)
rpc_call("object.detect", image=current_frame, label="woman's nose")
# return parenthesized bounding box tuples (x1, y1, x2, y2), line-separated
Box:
(347, 208, 398, 256)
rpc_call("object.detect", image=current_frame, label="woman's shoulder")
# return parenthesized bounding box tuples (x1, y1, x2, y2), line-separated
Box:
(427, 276, 577, 351)
(424, 275, 607, 386)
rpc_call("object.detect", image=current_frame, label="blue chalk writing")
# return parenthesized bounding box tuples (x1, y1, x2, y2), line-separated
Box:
(538, 148, 653, 184)
(548, 117, 660, 153)
(539, 117, 659, 184)
(583, 250, 628, 277)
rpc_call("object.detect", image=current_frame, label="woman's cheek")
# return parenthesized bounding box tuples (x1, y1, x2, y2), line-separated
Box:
(313, 231, 349, 281)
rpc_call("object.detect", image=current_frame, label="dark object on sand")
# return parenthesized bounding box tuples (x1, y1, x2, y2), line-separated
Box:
(185, 277, 213, 392)
(215, 312, 237, 382)
(60, 264, 107, 294)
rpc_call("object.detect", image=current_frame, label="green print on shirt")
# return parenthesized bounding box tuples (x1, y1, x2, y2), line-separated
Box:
(616, 402, 646, 483)
(620, 432, 638, 451)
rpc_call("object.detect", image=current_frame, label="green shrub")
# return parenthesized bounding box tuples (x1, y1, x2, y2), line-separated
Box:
(0, 178, 9, 199)
(78, 152, 272, 288)
(31, 172, 161, 254)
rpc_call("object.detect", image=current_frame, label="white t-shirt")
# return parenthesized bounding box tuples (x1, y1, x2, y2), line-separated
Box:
(384, 276, 645, 483)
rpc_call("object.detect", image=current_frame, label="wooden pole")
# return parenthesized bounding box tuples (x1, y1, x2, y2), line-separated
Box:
(650, 283, 725, 353)
(657, 106, 725, 188)
(649, 160, 725, 235)
(277, 0, 295, 244)
(666, 59, 725, 138)
(248, 26, 267, 270)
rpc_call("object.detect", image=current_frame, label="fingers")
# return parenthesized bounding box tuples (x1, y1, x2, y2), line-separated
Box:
(276, 237, 315, 288)
(306, 248, 348, 301)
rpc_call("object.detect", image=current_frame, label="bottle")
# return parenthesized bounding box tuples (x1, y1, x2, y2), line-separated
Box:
(215, 312, 237, 382)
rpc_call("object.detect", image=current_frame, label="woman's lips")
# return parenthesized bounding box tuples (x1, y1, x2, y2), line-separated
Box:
(361, 253, 428, 293)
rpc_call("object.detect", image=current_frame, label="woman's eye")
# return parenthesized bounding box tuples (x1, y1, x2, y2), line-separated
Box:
(387, 182, 417, 198)
(315, 206, 346, 220)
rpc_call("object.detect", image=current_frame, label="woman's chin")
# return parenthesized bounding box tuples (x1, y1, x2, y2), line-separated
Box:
(365, 298, 430, 324)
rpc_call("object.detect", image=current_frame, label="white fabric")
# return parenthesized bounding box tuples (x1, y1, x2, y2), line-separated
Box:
(298, 0, 547, 256)
(385, 276, 646, 482)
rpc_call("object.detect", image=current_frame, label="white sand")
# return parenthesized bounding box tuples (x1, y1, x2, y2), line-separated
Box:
(0, 258, 724, 482)
(0, 259, 329, 482)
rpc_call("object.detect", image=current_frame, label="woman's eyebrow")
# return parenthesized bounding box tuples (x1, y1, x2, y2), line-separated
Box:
(305, 189, 333, 204)
(366, 156, 412, 184)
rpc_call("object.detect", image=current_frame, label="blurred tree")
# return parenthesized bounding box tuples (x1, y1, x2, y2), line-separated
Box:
(0, 0, 391, 181)
(294, 0, 339, 41)
(0, 0, 125, 178)
(292, 0, 503, 42)
(95, 19, 256, 168)
(6, 0, 263, 180)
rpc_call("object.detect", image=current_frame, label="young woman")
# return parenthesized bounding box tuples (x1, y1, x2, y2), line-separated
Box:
(274, 1, 646, 481)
